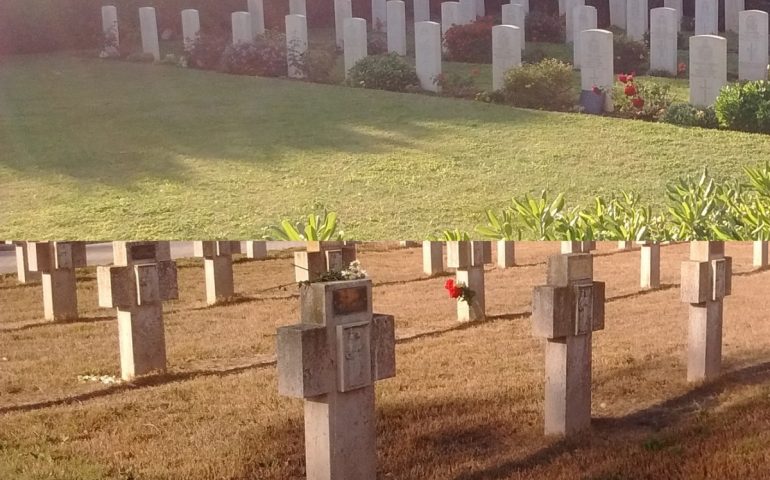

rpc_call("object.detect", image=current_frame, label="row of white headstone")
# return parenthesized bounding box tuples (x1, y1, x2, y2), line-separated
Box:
(608, 0, 750, 38)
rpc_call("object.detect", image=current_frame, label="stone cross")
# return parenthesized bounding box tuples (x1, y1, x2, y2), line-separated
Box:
(725, 0, 745, 33)
(753, 240, 768, 269)
(101, 6, 119, 53)
(532, 253, 605, 436)
(695, 0, 719, 35)
(422, 241, 444, 275)
(344, 17, 368, 77)
(245, 241, 267, 260)
(565, 0, 585, 44)
(416, 21, 442, 92)
(664, 0, 683, 31)
(617, 241, 633, 250)
(12, 242, 41, 284)
(609, 0, 626, 29)
(492, 25, 522, 90)
(97, 241, 178, 381)
(387, 1, 407, 55)
(286, 14, 309, 79)
(650, 7, 678, 75)
(639, 241, 661, 290)
(625, 0, 648, 42)
(372, 0, 387, 31)
(294, 242, 357, 282)
(739, 10, 769, 81)
(561, 241, 596, 254)
(680, 241, 731, 382)
(447, 241, 486, 322)
(181, 9, 200, 49)
(290, 0, 307, 16)
(248, 0, 266, 36)
(497, 240, 516, 269)
(277, 278, 395, 479)
(580, 29, 614, 112)
(414, 0, 430, 22)
(193, 241, 241, 305)
(689, 35, 727, 107)
(139, 7, 160, 61)
(232, 12, 253, 45)
(27, 242, 87, 321)
(501, 3, 525, 51)
(573, 5, 597, 70)
(335, 0, 353, 48)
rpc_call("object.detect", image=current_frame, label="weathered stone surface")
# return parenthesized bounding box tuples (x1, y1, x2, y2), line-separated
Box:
(565, 0, 585, 43)
(334, 0, 353, 48)
(725, 0, 745, 32)
(626, 0, 648, 42)
(248, 0, 266, 36)
(387, 1, 406, 55)
(609, 0, 626, 29)
(493, 25, 522, 90)
(501, 3, 525, 51)
(372, 0, 387, 31)
(414, 0, 430, 22)
(573, 5, 597, 69)
(580, 29, 614, 111)
(139, 7, 160, 60)
(181, 9, 200, 48)
(640, 243, 661, 290)
(650, 7, 678, 75)
(232, 11, 253, 44)
(344, 17, 368, 77)
(497, 240, 516, 269)
(739, 10, 769, 81)
(286, 14, 309, 79)
(689, 35, 727, 107)
(695, 0, 718, 35)
(456, 266, 485, 322)
(423, 241, 444, 275)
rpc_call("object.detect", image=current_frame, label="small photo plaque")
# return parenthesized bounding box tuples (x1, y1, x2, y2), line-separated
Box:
(333, 286, 368, 315)
(131, 243, 157, 262)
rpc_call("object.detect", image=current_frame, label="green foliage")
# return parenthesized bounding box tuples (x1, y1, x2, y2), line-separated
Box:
(346, 53, 419, 92)
(443, 18, 495, 64)
(475, 209, 520, 240)
(428, 229, 472, 241)
(184, 33, 227, 70)
(613, 79, 674, 121)
(613, 35, 649, 75)
(301, 46, 339, 84)
(509, 191, 568, 240)
(499, 58, 576, 111)
(266, 211, 343, 241)
(221, 34, 287, 77)
(714, 81, 770, 134)
(435, 70, 482, 99)
(525, 10, 564, 43)
(661, 103, 720, 129)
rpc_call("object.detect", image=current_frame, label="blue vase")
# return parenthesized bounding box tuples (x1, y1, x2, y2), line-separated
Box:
(580, 90, 606, 115)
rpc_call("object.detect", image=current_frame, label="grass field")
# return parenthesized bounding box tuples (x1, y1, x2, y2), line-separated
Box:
(0, 33, 767, 239)
(2, 242, 770, 479)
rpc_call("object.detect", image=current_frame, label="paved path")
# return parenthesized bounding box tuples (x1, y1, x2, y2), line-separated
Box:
(0, 241, 302, 275)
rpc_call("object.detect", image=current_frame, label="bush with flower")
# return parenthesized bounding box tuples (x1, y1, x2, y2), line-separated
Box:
(444, 278, 475, 304)
(613, 73, 673, 121)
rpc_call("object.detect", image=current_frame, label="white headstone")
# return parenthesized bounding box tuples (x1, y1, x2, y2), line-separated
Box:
(573, 6, 597, 69)
(387, 1, 407, 55)
(344, 18, 368, 77)
(650, 7, 678, 75)
(689, 35, 728, 107)
(459, 0, 476, 24)
(609, 0, 626, 29)
(248, 0, 266, 36)
(664, 0, 682, 31)
(139, 7, 160, 61)
(232, 12, 253, 44)
(416, 21, 442, 92)
(565, 0, 585, 43)
(102, 6, 119, 45)
(335, 0, 353, 48)
(373, 0, 387, 31)
(626, 0, 648, 41)
(695, 0, 718, 35)
(501, 3, 525, 51)
(726, 0, 745, 33)
(511, 0, 529, 14)
(581, 29, 614, 112)
(559, 0, 565, 16)
(181, 9, 200, 48)
(441, 2, 461, 45)
(290, 0, 307, 16)
(475, 0, 485, 17)
(414, 0, 430, 22)
(739, 10, 769, 81)
(492, 25, 521, 90)
(286, 14, 308, 79)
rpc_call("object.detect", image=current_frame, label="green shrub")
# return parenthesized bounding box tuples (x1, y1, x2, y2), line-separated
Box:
(302, 47, 339, 84)
(500, 58, 575, 111)
(221, 34, 287, 77)
(435, 70, 481, 99)
(525, 10, 564, 43)
(613, 35, 649, 75)
(184, 33, 227, 70)
(613, 78, 674, 121)
(347, 53, 419, 92)
(714, 81, 770, 134)
(661, 103, 719, 129)
(443, 17, 494, 64)
(368, 31, 388, 55)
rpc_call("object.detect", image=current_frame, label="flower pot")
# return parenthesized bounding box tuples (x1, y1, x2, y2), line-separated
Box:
(580, 90, 606, 115)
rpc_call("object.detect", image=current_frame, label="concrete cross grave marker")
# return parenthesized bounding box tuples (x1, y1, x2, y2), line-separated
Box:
(639, 241, 661, 290)
(422, 241, 445, 275)
(27, 242, 87, 321)
(97, 241, 178, 381)
(681, 241, 731, 382)
(277, 278, 396, 479)
(245, 240, 267, 260)
(497, 240, 516, 269)
(193, 241, 242, 305)
(447, 241, 485, 321)
(753, 240, 768, 269)
(12, 242, 41, 284)
(532, 253, 605, 436)
(294, 242, 357, 283)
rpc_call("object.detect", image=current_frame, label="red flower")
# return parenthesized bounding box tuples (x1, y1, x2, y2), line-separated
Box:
(449, 286, 462, 299)
(618, 74, 628, 83)
(444, 279, 455, 290)
(678, 62, 687, 74)
(592, 85, 602, 95)
(624, 83, 637, 96)
(632, 97, 645, 108)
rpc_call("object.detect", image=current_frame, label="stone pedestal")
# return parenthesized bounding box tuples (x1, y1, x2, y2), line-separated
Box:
(580, 29, 614, 112)
(572, 5, 597, 69)
(690, 35, 727, 107)
(232, 12, 253, 44)
(680, 241, 731, 383)
(139, 7, 160, 60)
(492, 25, 521, 90)
(640, 242, 661, 290)
(414, 0, 430, 22)
(739, 10, 769, 81)
(422, 241, 444, 275)
(246, 241, 268, 260)
(448, 241, 485, 322)
(98, 242, 178, 381)
(695, 0, 718, 35)
(248, 0, 266, 36)
(416, 21, 442, 92)
(753, 240, 768, 269)
(286, 14, 309, 79)
(532, 253, 605, 436)
(335, 0, 353, 48)
(387, 1, 407, 55)
(181, 9, 200, 48)
(194, 241, 239, 305)
(626, 0, 648, 42)
(497, 240, 516, 268)
(650, 7, 678, 75)
(28, 242, 87, 321)
(277, 279, 395, 480)
(14, 242, 41, 284)
(344, 18, 368, 77)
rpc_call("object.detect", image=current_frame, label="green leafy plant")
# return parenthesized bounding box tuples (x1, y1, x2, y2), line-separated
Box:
(222, 33, 287, 77)
(661, 103, 720, 129)
(475, 209, 521, 240)
(613, 75, 674, 121)
(428, 229, 471, 241)
(509, 191, 567, 240)
(613, 35, 649, 75)
(346, 53, 419, 92)
(500, 58, 575, 111)
(435, 69, 481, 99)
(714, 81, 770, 134)
(266, 211, 343, 241)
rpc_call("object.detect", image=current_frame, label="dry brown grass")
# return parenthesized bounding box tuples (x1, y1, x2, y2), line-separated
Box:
(2, 242, 770, 479)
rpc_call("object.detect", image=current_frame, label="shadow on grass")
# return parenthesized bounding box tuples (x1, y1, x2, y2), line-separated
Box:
(0, 315, 115, 333)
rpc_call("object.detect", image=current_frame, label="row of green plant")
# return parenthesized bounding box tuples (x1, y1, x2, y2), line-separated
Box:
(264, 164, 770, 241)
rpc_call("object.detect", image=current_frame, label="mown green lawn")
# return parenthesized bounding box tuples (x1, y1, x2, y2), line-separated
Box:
(1, 50, 768, 240)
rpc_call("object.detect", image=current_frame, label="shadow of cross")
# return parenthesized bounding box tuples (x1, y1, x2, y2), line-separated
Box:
(276, 278, 395, 479)
(97, 241, 178, 381)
